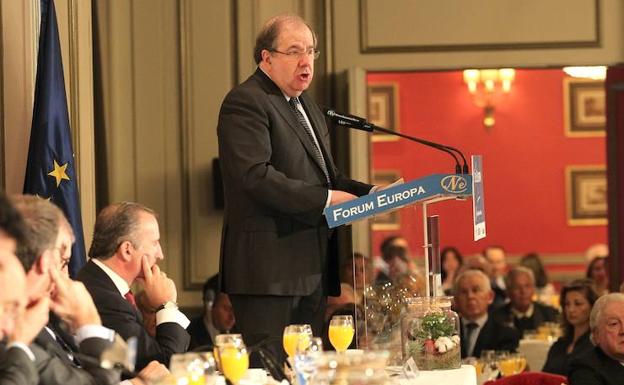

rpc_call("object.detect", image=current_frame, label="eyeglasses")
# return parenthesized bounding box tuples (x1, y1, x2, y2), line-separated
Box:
(270, 48, 320, 61)
(52, 245, 71, 270)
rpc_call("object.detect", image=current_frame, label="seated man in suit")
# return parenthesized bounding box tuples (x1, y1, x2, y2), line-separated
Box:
(454, 269, 520, 358)
(483, 245, 509, 307)
(11, 195, 121, 385)
(568, 293, 624, 385)
(78, 202, 190, 370)
(13, 195, 169, 385)
(188, 276, 236, 350)
(492, 266, 559, 336)
(0, 250, 49, 385)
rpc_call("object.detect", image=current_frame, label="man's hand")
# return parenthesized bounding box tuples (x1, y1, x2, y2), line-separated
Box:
(138, 255, 176, 308)
(130, 360, 170, 385)
(10, 296, 49, 344)
(330, 190, 358, 205)
(49, 268, 101, 329)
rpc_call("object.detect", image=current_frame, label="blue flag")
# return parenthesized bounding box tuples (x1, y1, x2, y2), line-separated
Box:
(23, 0, 86, 278)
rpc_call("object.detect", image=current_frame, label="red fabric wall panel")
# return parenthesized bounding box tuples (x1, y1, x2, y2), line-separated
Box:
(367, 70, 606, 258)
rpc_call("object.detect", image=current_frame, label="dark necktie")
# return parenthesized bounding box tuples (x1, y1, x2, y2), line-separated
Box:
(47, 327, 81, 367)
(125, 291, 137, 308)
(288, 97, 332, 187)
(463, 322, 479, 357)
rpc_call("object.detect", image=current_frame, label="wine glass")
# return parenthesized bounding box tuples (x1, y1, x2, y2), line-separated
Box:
(214, 333, 243, 372)
(283, 324, 313, 358)
(328, 315, 355, 353)
(294, 337, 323, 384)
(217, 342, 249, 385)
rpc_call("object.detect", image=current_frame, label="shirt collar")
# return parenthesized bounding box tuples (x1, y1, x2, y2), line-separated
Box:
(92, 258, 130, 297)
(463, 313, 489, 328)
(511, 303, 534, 319)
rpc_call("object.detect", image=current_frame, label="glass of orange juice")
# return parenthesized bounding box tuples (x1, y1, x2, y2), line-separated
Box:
(328, 315, 354, 353)
(283, 324, 313, 358)
(214, 334, 243, 372)
(217, 342, 249, 385)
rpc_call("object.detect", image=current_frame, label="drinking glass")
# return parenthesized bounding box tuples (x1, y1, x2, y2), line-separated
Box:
(294, 337, 323, 385)
(217, 342, 249, 385)
(214, 333, 244, 372)
(283, 324, 313, 358)
(328, 315, 355, 353)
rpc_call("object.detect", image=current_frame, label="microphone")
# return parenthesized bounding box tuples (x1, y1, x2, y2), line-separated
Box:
(323, 107, 469, 174)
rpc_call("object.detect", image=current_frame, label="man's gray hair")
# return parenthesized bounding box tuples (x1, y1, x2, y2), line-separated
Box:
(590, 292, 624, 331)
(454, 268, 492, 293)
(253, 13, 317, 64)
(506, 266, 535, 289)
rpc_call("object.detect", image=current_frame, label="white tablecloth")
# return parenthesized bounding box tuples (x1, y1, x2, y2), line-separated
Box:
(394, 365, 477, 385)
(518, 339, 554, 372)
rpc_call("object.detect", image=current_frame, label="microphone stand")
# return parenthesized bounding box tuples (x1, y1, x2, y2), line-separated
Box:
(324, 108, 470, 174)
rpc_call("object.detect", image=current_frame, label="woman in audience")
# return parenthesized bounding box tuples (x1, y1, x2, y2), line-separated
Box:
(586, 256, 609, 296)
(441, 246, 463, 294)
(520, 252, 556, 304)
(542, 279, 598, 375)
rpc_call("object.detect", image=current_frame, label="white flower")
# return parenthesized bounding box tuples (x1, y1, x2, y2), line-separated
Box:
(451, 335, 460, 345)
(434, 336, 455, 353)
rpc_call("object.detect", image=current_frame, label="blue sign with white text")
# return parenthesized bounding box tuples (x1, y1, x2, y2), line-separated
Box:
(324, 174, 473, 228)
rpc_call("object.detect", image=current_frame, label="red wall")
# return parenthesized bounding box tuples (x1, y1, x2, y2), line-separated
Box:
(368, 69, 607, 259)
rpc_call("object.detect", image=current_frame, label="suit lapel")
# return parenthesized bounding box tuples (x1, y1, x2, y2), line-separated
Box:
(253, 69, 332, 181)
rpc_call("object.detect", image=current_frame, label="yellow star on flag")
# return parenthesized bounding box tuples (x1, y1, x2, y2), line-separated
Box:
(47, 160, 70, 187)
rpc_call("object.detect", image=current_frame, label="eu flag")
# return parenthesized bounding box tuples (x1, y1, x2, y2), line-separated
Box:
(23, 0, 86, 278)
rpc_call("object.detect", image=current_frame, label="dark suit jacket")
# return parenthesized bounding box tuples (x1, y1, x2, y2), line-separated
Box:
(217, 68, 373, 297)
(491, 301, 559, 336)
(542, 331, 592, 375)
(0, 345, 38, 385)
(187, 316, 213, 351)
(77, 260, 190, 370)
(568, 346, 624, 385)
(30, 329, 119, 385)
(460, 316, 520, 358)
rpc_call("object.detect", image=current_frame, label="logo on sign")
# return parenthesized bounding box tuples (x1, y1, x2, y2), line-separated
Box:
(440, 175, 468, 193)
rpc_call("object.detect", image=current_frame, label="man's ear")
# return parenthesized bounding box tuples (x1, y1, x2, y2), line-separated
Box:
(261, 49, 271, 65)
(35, 250, 54, 275)
(486, 289, 495, 305)
(118, 240, 134, 262)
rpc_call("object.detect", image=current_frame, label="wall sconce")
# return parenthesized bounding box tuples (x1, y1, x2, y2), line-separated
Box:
(463, 68, 516, 128)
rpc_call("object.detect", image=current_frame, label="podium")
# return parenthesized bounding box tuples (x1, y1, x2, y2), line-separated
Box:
(324, 157, 485, 365)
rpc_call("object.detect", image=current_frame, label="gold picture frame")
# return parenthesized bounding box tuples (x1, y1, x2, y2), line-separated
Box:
(371, 170, 401, 230)
(563, 78, 606, 137)
(565, 165, 607, 226)
(368, 83, 400, 142)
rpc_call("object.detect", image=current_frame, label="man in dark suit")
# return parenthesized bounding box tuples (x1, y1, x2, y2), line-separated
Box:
(217, 14, 374, 362)
(454, 269, 520, 358)
(78, 202, 190, 370)
(492, 266, 559, 336)
(568, 293, 624, 385)
(0, 250, 46, 385)
(11, 195, 121, 385)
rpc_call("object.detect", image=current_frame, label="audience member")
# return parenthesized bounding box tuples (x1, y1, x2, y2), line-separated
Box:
(188, 285, 236, 351)
(520, 252, 556, 303)
(492, 267, 559, 337)
(0, 251, 47, 385)
(78, 202, 190, 370)
(374, 236, 410, 282)
(0, 195, 26, 254)
(483, 245, 509, 307)
(454, 269, 520, 358)
(586, 256, 609, 297)
(542, 279, 598, 375)
(441, 246, 463, 294)
(461, 255, 493, 276)
(12, 195, 121, 385)
(568, 293, 624, 384)
(325, 283, 355, 322)
(376, 241, 415, 285)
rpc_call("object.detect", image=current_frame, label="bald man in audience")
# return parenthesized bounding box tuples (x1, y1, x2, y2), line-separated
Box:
(492, 266, 559, 336)
(454, 269, 520, 358)
(483, 245, 509, 306)
(568, 293, 624, 385)
(78, 202, 190, 370)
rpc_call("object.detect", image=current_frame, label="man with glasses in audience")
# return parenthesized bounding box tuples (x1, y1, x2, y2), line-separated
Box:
(568, 293, 624, 384)
(217, 13, 374, 364)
